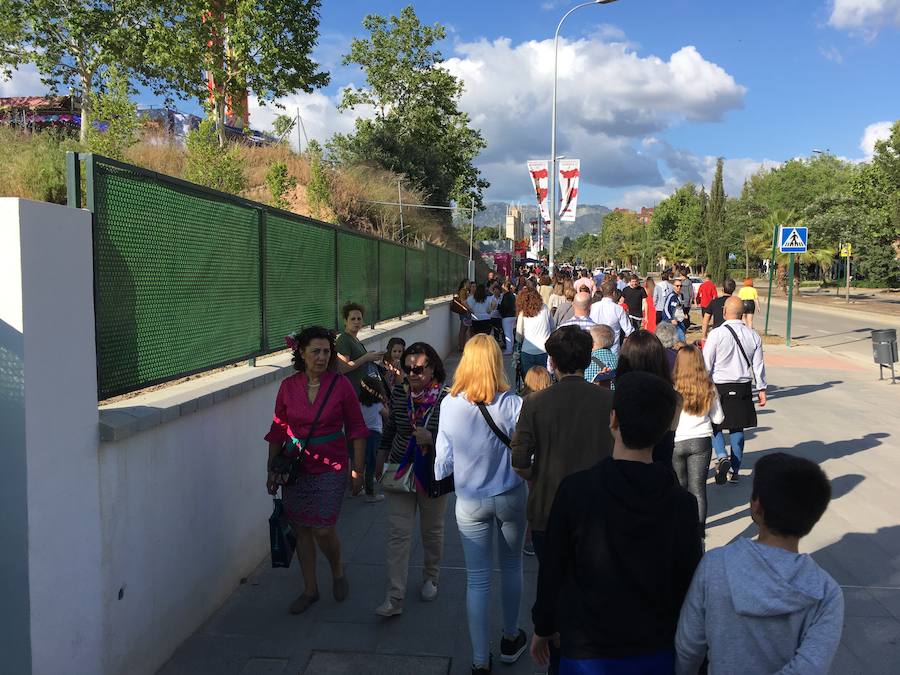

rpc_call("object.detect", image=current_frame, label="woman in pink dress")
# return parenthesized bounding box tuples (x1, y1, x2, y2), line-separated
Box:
(265, 326, 369, 614)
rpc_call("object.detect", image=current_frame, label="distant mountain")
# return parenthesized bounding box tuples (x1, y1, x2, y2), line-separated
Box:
(473, 202, 611, 241)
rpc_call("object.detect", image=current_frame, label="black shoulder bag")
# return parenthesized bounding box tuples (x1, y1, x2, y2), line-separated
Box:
(269, 375, 340, 487)
(723, 324, 758, 391)
(476, 402, 511, 447)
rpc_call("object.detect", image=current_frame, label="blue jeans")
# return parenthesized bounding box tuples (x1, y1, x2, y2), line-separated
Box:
(455, 482, 528, 668)
(712, 426, 745, 473)
(364, 430, 381, 495)
(675, 321, 686, 343)
(519, 351, 548, 376)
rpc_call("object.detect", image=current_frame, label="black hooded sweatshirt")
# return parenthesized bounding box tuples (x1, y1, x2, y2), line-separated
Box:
(532, 456, 702, 660)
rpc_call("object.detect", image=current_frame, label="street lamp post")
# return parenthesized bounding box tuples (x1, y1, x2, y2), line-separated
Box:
(549, 0, 619, 275)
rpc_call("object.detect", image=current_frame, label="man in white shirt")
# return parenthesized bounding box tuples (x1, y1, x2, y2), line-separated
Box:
(589, 280, 633, 355)
(559, 292, 596, 332)
(703, 296, 767, 485)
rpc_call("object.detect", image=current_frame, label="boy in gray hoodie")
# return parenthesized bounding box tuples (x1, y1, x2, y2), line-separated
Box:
(675, 452, 844, 674)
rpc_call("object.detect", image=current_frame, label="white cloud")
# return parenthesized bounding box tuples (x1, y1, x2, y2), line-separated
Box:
(860, 120, 893, 158)
(619, 180, 679, 210)
(828, 0, 900, 35)
(819, 45, 844, 63)
(442, 35, 745, 200)
(0, 63, 47, 97)
(247, 89, 373, 152)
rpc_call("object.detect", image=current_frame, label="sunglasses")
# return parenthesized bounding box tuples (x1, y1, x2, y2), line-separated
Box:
(403, 363, 430, 375)
(674, 284, 683, 288)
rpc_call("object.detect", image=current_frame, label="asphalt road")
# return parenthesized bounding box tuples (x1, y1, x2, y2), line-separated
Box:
(749, 299, 900, 363)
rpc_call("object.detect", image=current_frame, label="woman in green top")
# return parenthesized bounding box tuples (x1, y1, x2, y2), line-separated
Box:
(335, 302, 385, 394)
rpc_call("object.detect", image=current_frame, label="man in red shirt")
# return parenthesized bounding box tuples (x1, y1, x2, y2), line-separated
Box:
(696, 274, 718, 310)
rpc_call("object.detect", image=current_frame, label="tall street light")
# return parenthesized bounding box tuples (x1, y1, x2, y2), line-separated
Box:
(549, 0, 619, 275)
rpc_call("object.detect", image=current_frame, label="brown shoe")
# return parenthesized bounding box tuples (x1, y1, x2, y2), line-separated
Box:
(333, 567, 349, 602)
(289, 593, 319, 615)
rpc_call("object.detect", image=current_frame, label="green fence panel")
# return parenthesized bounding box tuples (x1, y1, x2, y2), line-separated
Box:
(378, 240, 406, 320)
(91, 158, 260, 398)
(265, 213, 336, 349)
(405, 248, 425, 314)
(337, 231, 378, 326)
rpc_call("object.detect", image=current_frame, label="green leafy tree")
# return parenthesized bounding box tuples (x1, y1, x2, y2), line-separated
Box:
(306, 143, 330, 213)
(272, 114, 296, 143)
(163, 0, 330, 147)
(183, 119, 246, 193)
(85, 66, 141, 160)
(329, 6, 488, 212)
(706, 159, 727, 283)
(265, 162, 296, 209)
(0, 0, 185, 143)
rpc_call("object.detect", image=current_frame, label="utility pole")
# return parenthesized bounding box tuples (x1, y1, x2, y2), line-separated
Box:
(763, 223, 778, 337)
(398, 180, 404, 242)
(296, 107, 301, 153)
(785, 253, 795, 347)
(468, 197, 476, 281)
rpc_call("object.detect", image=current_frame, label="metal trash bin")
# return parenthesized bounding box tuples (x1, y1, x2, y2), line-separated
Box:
(872, 328, 898, 383)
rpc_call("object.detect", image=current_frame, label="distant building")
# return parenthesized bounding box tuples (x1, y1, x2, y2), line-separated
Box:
(612, 206, 654, 225)
(505, 205, 524, 241)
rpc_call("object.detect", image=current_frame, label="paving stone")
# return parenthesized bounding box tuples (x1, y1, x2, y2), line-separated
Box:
(302, 651, 449, 675)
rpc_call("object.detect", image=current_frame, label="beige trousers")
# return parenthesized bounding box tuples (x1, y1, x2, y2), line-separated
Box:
(386, 490, 449, 601)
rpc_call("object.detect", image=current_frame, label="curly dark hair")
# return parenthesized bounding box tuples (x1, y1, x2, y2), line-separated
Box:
(342, 301, 365, 320)
(290, 326, 338, 372)
(401, 342, 446, 383)
(515, 287, 544, 318)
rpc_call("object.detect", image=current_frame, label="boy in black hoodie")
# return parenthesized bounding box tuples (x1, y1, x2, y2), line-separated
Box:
(531, 371, 702, 674)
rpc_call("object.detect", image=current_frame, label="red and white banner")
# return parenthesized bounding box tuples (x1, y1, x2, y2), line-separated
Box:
(558, 159, 580, 223)
(527, 160, 551, 224)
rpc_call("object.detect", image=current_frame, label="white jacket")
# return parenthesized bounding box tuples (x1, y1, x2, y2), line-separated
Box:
(674, 392, 724, 442)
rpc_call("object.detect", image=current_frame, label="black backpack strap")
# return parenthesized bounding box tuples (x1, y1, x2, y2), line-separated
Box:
(723, 324, 757, 389)
(476, 402, 511, 447)
(304, 374, 340, 445)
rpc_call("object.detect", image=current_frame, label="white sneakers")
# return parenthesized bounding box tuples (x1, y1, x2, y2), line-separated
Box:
(421, 580, 439, 601)
(374, 580, 438, 618)
(375, 597, 404, 617)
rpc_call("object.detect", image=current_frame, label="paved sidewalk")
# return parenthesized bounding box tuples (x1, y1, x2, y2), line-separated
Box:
(759, 286, 900, 320)
(159, 346, 900, 675)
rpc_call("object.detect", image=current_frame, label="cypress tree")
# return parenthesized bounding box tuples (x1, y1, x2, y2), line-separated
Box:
(706, 158, 727, 283)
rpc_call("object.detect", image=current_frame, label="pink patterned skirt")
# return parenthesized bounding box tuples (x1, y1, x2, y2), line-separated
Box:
(283, 468, 346, 528)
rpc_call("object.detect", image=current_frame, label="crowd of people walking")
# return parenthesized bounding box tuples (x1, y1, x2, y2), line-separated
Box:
(263, 265, 843, 675)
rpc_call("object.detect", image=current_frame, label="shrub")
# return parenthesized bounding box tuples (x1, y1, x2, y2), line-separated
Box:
(265, 162, 296, 209)
(183, 119, 246, 193)
(86, 67, 141, 160)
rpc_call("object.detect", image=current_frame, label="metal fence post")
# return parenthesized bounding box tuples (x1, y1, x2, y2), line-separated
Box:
(334, 230, 340, 331)
(252, 208, 267, 366)
(375, 240, 381, 327)
(65, 151, 81, 208)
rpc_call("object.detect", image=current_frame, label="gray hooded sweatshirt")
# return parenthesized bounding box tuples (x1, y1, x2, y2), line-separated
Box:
(675, 537, 844, 674)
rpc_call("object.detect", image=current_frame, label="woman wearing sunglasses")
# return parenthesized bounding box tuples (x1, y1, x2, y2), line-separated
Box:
(374, 342, 454, 617)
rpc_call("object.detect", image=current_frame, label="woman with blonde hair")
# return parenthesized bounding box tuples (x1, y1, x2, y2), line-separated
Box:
(521, 365, 552, 397)
(673, 344, 724, 539)
(435, 334, 528, 672)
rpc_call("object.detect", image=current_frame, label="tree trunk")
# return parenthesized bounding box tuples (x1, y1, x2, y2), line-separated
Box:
(79, 69, 94, 145)
(776, 262, 788, 297)
(216, 98, 227, 148)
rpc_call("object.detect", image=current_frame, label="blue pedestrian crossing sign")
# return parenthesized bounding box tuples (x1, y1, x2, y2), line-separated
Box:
(779, 226, 808, 253)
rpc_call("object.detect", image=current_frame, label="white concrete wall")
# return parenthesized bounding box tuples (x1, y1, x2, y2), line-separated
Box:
(0, 198, 103, 675)
(99, 301, 457, 675)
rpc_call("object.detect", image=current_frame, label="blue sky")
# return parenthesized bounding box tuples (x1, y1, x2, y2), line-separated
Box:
(4, 0, 899, 208)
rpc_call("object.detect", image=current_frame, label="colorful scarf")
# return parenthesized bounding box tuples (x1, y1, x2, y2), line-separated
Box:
(395, 380, 442, 493)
